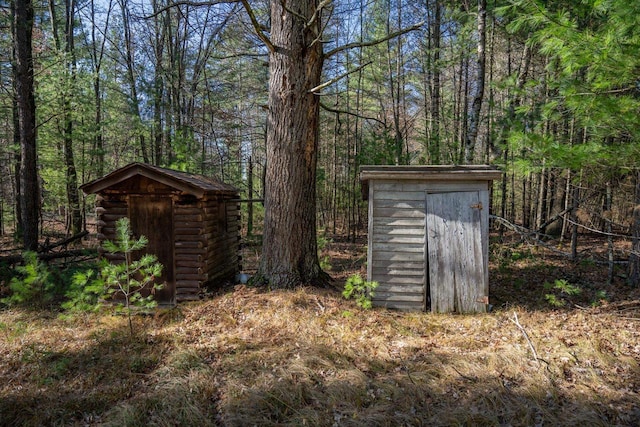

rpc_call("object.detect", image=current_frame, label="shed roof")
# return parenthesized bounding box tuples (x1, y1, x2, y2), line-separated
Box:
(80, 162, 238, 198)
(360, 165, 502, 199)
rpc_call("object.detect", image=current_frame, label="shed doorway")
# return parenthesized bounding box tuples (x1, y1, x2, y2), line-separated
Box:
(425, 191, 488, 313)
(129, 195, 176, 305)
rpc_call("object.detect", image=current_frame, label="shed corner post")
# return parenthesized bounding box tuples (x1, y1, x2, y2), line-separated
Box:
(366, 180, 374, 285)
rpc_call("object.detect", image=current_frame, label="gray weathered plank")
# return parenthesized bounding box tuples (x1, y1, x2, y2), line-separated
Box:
(372, 234, 425, 244)
(372, 267, 424, 276)
(373, 190, 425, 201)
(373, 251, 424, 262)
(373, 218, 425, 227)
(373, 294, 424, 302)
(373, 207, 425, 218)
(426, 191, 485, 313)
(374, 284, 424, 293)
(373, 199, 425, 209)
(372, 243, 424, 253)
(372, 275, 425, 285)
(370, 260, 425, 269)
(374, 181, 488, 193)
(371, 226, 425, 236)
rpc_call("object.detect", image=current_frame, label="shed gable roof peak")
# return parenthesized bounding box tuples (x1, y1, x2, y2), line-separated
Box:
(80, 162, 238, 197)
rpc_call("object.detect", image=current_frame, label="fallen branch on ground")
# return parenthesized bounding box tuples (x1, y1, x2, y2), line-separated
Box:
(511, 312, 540, 365)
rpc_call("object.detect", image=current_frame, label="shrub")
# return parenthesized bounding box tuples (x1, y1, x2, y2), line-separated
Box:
(342, 273, 378, 309)
(62, 266, 106, 312)
(65, 218, 164, 336)
(544, 279, 581, 307)
(1, 252, 57, 307)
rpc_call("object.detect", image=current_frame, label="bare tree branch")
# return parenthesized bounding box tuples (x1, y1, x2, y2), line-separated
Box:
(143, 0, 240, 20)
(320, 102, 385, 126)
(306, 0, 331, 29)
(324, 21, 424, 59)
(241, 0, 275, 53)
(511, 312, 540, 365)
(309, 61, 372, 94)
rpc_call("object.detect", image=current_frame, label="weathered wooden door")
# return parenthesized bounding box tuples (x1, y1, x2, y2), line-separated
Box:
(426, 191, 488, 313)
(129, 195, 175, 305)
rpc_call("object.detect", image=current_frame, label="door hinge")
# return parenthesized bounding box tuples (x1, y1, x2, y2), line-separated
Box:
(476, 295, 489, 304)
(470, 202, 483, 210)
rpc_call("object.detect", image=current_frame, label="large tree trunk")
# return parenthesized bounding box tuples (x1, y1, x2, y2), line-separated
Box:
(257, 0, 327, 288)
(14, 0, 39, 251)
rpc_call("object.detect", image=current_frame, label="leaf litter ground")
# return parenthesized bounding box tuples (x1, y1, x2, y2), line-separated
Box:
(1, 232, 639, 426)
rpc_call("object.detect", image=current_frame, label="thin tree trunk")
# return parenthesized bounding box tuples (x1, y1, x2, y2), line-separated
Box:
(65, 0, 82, 235)
(430, 0, 441, 164)
(88, 0, 111, 177)
(522, 172, 531, 228)
(152, 0, 165, 166)
(247, 155, 254, 236)
(485, 9, 495, 164)
(11, 10, 23, 239)
(14, 0, 39, 250)
(49, 0, 82, 235)
(570, 177, 580, 261)
(536, 166, 548, 235)
(629, 170, 640, 286)
(560, 170, 571, 241)
(465, 0, 487, 163)
(119, 0, 149, 163)
(605, 180, 614, 284)
(351, 0, 365, 242)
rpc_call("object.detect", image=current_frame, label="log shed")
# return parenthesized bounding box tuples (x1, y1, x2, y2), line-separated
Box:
(81, 162, 240, 305)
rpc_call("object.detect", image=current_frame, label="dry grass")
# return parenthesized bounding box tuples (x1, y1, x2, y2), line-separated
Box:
(1, 238, 640, 426)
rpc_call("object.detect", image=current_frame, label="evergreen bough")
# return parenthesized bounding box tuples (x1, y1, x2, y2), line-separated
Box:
(68, 218, 163, 336)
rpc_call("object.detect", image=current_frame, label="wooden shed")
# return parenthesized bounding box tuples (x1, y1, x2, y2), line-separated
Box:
(81, 162, 240, 305)
(360, 165, 501, 313)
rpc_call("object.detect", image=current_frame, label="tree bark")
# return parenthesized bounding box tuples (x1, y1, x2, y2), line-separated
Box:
(14, 0, 39, 250)
(88, 0, 111, 177)
(64, 0, 82, 235)
(119, 0, 149, 163)
(430, 0, 441, 164)
(465, 0, 487, 163)
(605, 179, 614, 284)
(256, 0, 328, 288)
(629, 171, 640, 286)
(11, 3, 23, 239)
(48, 0, 82, 235)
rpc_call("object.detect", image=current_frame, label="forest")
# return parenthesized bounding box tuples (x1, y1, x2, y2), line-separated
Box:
(1, 0, 640, 425)
(1, 0, 638, 275)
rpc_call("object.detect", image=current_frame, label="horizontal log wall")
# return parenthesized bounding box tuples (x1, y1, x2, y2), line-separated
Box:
(202, 196, 240, 285)
(95, 195, 128, 242)
(95, 190, 240, 303)
(174, 201, 207, 300)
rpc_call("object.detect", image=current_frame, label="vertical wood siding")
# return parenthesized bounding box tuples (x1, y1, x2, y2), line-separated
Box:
(426, 191, 488, 313)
